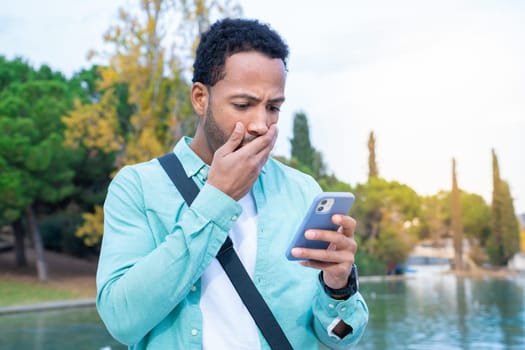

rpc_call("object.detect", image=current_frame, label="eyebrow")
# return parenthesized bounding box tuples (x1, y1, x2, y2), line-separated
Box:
(230, 93, 285, 104)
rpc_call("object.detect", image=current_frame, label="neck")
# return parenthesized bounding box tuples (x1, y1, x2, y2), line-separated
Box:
(189, 127, 213, 165)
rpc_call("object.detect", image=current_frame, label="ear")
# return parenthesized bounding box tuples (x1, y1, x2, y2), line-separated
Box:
(191, 82, 209, 117)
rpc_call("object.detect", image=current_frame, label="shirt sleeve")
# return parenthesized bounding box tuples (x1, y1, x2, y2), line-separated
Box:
(312, 283, 369, 349)
(96, 166, 241, 345)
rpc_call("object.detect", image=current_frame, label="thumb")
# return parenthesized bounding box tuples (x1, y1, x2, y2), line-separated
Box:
(220, 122, 244, 153)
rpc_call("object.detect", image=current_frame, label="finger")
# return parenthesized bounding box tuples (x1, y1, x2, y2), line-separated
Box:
(299, 259, 336, 270)
(305, 228, 352, 248)
(217, 122, 244, 155)
(239, 124, 278, 156)
(256, 125, 278, 155)
(293, 246, 354, 264)
(300, 260, 352, 274)
(333, 215, 356, 238)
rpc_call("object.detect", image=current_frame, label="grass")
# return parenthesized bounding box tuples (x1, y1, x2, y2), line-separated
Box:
(0, 280, 80, 307)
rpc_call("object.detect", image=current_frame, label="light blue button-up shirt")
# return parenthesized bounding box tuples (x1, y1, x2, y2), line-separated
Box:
(96, 137, 368, 349)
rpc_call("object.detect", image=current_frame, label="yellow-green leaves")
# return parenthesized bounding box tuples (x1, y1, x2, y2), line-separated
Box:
(62, 95, 123, 153)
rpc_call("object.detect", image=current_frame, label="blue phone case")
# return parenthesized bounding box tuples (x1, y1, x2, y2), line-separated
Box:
(285, 192, 355, 261)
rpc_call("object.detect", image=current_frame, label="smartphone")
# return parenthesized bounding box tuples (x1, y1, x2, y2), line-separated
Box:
(285, 192, 355, 261)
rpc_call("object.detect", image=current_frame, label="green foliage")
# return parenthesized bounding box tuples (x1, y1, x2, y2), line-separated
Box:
(317, 175, 353, 193)
(39, 204, 98, 257)
(355, 243, 386, 276)
(461, 192, 491, 243)
(419, 192, 449, 241)
(0, 56, 113, 258)
(373, 228, 412, 266)
(0, 79, 77, 209)
(290, 112, 313, 166)
(351, 177, 421, 265)
(488, 180, 520, 265)
(290, 112, 326, 178)
(420, 191, 491, 242)
(352, 177, 421, 234)
(489, 150, 520, 266)
(0, 56, 65, 90)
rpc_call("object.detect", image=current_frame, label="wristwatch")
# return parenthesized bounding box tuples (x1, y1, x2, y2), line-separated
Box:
(319, 264, 359, 299)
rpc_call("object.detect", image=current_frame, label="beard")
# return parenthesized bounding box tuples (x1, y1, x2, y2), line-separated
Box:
(203, 107, 256, 154)
(203, 107, 228, 154)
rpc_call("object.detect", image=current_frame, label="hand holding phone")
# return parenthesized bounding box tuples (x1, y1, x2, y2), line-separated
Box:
(285, 192, 355, 261)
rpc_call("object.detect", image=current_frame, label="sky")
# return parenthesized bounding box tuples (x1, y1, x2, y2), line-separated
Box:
(1, 0, 524, 214)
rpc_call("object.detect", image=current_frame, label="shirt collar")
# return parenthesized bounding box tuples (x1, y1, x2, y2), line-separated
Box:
(173, 137, 208, 180)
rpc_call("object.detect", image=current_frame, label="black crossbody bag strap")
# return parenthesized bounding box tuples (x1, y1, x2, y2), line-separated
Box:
(158, 153, 293, 350)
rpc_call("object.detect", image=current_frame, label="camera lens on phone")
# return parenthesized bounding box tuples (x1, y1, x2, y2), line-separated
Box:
(317, 206, 324, 212)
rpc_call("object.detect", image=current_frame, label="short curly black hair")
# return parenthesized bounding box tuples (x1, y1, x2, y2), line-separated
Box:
(192, 18, 289, 86)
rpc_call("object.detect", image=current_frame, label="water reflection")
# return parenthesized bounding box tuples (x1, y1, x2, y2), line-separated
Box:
(0, 307, 125, 350)
(359, 274, 525, 349)
(1, 276, 523, 349)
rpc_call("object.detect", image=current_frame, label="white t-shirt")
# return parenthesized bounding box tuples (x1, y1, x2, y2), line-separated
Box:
(201, 192, 261, 350)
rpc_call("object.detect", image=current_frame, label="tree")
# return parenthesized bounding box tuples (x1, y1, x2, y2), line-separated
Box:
(490, 149, 504, 264)
(352, 177, 421, 267)
(289, 111, 327, 178)
(0, 59, 81, 280)
(520, 217, 525, 253)
(361, 131, 384, 252)
(290, 112, 314, 169)
(317, 174, 353, 193)
(451, 158, 464, 270)
(367, 131, 378, 179)
(499, 181, 521, 260)
(488, 149, 520, 265)
(419, 192, 449, 244)
(62, 0, 240, 247)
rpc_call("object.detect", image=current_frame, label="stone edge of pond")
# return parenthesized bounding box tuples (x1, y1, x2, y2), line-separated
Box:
(0, 298, 96, 315)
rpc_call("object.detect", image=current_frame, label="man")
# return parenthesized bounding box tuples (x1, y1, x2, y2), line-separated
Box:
(97, 18, 368, 349)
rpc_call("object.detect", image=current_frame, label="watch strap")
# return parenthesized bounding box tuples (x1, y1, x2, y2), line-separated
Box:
(319, 264, 358, 298)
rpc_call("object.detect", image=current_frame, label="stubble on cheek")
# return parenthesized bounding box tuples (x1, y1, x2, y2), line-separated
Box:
(203, 109, 228, 154)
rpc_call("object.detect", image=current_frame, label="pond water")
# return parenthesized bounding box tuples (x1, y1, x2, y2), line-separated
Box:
(358, 273, 525, 349)
(0, 307, 125, 350)
(0, 274, 523, 349)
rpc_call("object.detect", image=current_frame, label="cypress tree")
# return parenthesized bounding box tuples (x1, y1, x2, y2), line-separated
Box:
(490, 149, 505, 265)
(500, 180, 520, 261)
(290, 112, 314, 169)
(368, 131, 379, 179)
(451, 158, 464, 270)
(489, 149, 520, 265)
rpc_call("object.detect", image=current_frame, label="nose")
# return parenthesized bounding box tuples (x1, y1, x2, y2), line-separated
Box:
(246, 107, 272, 137)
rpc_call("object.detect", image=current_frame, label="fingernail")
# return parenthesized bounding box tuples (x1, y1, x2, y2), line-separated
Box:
(305, 230, 315, 239)
(291, 248, 302, 256)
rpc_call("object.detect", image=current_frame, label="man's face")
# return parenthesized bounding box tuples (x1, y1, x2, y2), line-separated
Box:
(192, 51, 286, 162)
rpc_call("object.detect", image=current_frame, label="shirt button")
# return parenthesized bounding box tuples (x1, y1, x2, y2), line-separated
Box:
(328, 304, 335, 309)
(191, 285, 197, 292)
(231, 215, 238, 221)
(191, 329, 198, 336)
(341, 307, 347, 312)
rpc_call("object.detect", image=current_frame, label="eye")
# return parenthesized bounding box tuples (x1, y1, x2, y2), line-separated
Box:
(268, 105, 281, 113)
(233, 103, 249, 110)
